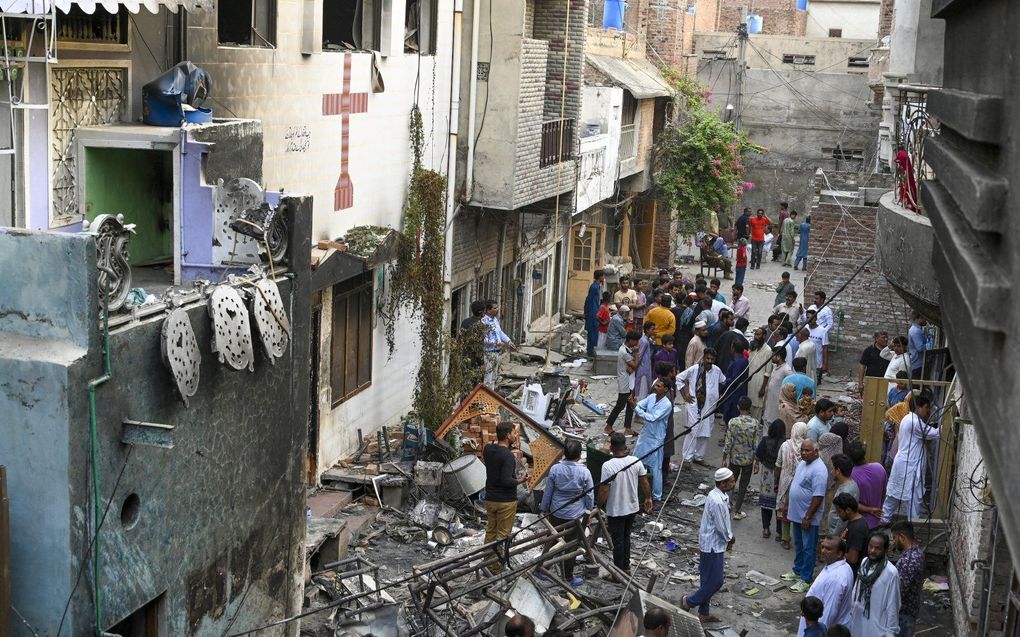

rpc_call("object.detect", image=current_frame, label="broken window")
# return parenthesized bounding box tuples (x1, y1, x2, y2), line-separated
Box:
(58, 7, 128, 46)
(330, 271, 374, 405)
(782, 53, 815, 65)
(828, 28, 842, 38)
(848, 56, 870, 67)
(404, 0, 437, 54)
(323, 0, 385, 52)
(218, 0, 276, 47)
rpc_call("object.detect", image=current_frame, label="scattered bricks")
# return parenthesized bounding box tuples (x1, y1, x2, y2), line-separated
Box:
(365, 464, 379, 476)
(317, 239, 347, 251)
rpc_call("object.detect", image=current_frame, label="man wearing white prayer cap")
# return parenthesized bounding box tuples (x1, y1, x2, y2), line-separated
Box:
(682, 466, 736, 623)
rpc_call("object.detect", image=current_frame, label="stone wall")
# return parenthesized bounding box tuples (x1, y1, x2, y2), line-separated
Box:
(803, 170, 910, 372)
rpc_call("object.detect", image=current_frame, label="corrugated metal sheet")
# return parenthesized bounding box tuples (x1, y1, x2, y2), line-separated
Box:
(585, 54, 671, 99)
(1, 0, 209, 13)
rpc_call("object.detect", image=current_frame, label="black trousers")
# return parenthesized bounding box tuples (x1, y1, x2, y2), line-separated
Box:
(606, 392, 634, 430)
(607, 513, 637, 572)
(548, 515, 580, 579)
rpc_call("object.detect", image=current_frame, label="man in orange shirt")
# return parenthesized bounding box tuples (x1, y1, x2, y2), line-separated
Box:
(747, 209, 771, 270)
(645, 294, 676, 348)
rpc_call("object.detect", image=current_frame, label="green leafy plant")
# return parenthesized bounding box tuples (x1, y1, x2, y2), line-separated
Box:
(384, 105, 480, 429)
(654, 68, 765, 228)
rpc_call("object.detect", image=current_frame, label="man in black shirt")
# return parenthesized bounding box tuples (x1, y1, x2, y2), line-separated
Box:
(483, 421, 525, 571)
(857, 331, 890, 391)
(833, 492, 870, 575)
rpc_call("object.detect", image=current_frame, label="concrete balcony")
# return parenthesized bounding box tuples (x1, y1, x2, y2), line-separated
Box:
(875, 191, 942, 322)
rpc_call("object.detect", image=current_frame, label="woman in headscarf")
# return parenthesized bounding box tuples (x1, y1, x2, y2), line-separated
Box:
(754, 419, 786, 539)
(818, 432, 844, 528)
(777, 383, 800, 437)
(746, 327, 771, 422)
(775, 421, 808, 550)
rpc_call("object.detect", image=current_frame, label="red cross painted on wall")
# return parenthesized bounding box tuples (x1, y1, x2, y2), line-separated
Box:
(322, 53, 369, 211)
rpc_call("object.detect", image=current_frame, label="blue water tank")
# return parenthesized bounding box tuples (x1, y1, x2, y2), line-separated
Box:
(603, 0, 624, 30)
(747, 14, 764, 34)
(796, 0, 808, 10)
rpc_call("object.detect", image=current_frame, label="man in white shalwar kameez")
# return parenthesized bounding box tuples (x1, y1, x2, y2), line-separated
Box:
(678, 348, 726, 465)
(851, 532, 901, 636)
(882, 394, 940, 523)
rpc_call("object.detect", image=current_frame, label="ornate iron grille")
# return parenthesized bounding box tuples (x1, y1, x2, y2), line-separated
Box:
(50, 67, 127, 226)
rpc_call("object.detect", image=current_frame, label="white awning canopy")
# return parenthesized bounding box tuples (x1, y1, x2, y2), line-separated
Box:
(585, 54, 671, 99)
(1, 0, 209, 13)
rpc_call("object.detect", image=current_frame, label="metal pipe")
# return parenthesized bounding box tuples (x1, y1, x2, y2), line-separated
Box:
(0, 466, 10, 637)
(493, 217, 507, 301)
(87, 286, 114, 633)
(464, 0, 481, 200)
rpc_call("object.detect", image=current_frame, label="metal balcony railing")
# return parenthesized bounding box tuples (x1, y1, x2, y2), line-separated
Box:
(893, 84, 940, 214)
(540, 118, 574, 168)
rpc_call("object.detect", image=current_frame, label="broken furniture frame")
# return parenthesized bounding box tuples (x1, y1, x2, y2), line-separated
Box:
(407, 514, 633, 637)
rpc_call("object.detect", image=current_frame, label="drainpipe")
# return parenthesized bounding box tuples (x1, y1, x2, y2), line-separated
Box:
(464, 0, 481, 201)
(87, 285, 114, 634)
(444, 0, 465, 343)
(493, 216, 507, 301)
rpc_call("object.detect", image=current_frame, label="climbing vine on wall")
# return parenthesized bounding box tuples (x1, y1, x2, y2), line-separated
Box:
(384, 105, 480, 429)
(654, 67, 765, 230)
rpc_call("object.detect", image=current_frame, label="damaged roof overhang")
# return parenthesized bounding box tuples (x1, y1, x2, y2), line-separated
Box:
(310, 229, 400, 292)
(585, 53, 671, 99)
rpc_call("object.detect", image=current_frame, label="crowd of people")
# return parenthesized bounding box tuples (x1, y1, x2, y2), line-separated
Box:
(570, 259, 937, 635)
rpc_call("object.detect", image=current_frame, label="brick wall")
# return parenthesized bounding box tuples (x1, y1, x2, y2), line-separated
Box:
(695, 0, 721, 32)
(717, 0, 806, 36)
(645, 0, 686, 64)
(533, 0, 587, 121)
(803, 170, 910, 372)
(652, 200, 673, 265)
(878, 0, 895, 39)
(948, 421, 1012, 636)
(451, 207, 519, 289)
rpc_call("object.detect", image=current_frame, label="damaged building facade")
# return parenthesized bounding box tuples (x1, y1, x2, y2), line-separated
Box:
(449, 0, 686, 337)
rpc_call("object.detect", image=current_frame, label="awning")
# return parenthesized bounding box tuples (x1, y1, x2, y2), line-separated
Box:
(1, 0, 209, 14)
(585, 54, 671, 99)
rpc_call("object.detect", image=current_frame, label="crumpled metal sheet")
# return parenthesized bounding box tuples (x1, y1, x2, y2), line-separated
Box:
(160, 308, 200, 406)
(208, 285, 254, 372)
(252, 278, 290, 363)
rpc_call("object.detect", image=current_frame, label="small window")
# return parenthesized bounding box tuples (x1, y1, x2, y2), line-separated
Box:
(404, 0, 437, 54)
(218, 0, 276, 47)
(848, 56, 870, 67)
(823, 146, 865, 160)
(619, 92, 637, 159)
(323, 0, 385, 52)
(58, 7, 128, 46)
(572, 226, 601, 272)
(782, 53, 816, 65)
(828, 28, 842, 38)
(330, 272, 374, 405)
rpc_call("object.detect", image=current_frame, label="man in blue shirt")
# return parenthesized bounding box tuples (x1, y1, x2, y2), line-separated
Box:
(781, 439, 829, 591)
(631, 379, 674, 501)
(585, 270, 606, 356)
(540, 440, 594, 586)
(482, 301, 516, 387)
(907, 312, 931, 379)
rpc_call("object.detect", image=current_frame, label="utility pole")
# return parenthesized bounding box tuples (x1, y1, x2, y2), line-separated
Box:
(734, 20, 748, 132)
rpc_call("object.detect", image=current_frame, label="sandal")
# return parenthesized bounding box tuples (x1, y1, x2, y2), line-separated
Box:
(680, 596, 692, 612)
(762, 529, 771, 539)
(775, 535, 784, 543)
(782, 540, 791, 550)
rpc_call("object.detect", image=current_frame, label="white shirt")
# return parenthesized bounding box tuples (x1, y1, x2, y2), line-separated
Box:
(699, 487, 733, 553)
(601, 455, 647, 517)
(731, 296, 751, 321)
(798, 559, 854, 635)
(886, 412, 940, 501)
(797, 339, 817, 380)
(881, 346, 911, 394)
(616, 345, 635, 394)
(851, 560, 901, 636)
(773, 302, 800, 326)
(808, 324, 828, 369)
(678, 363, 726, 436)
(817, 306, 833, 332)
